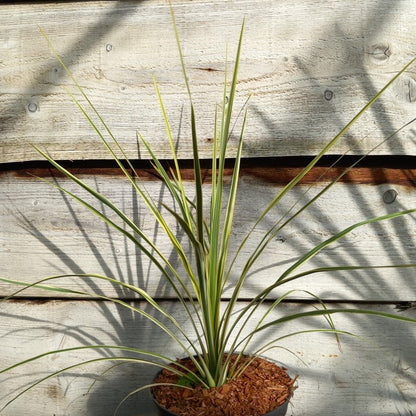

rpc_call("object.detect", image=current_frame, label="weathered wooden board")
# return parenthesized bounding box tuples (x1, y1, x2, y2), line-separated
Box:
(1, 2, 416, 415)
(1, 0, 416, 163)
(0, 300, 415, 416)
(1, 168, 416, 301)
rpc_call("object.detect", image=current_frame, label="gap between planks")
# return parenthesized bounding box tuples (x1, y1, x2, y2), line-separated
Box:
(1, 155, 416, 187)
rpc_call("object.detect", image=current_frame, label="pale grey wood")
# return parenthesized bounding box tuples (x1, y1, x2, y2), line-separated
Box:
(1, 172, 416, 301)
(2, 3, 415, 415)
(0, 300, 415, 415)
(1, 0, 416, 163)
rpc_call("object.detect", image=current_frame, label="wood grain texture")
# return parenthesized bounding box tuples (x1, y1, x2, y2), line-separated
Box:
(1, 0, 416, 163)
(0, 299, 415, 416)
(1, 1, 416, 414)
(2, 169, 416, 301)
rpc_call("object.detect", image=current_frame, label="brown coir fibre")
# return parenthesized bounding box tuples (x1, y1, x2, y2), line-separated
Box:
(152, 354, 296, 416)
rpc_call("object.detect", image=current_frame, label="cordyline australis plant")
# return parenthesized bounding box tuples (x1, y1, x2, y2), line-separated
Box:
(2, 8, 416, 413)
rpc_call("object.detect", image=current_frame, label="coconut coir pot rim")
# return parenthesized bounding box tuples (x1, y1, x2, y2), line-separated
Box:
(151, 354, 296, 416)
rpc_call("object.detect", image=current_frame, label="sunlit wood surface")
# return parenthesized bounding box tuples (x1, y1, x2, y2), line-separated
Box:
(1, 1, 415, 415)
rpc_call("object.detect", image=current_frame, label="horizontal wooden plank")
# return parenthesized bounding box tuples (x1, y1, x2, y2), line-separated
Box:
(1, 0, 416, 163)
(1, 169, 416, 301)
(0, 299, 415, 415)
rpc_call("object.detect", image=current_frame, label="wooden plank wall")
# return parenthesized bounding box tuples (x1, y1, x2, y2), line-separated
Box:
(1, 1, 416, 415)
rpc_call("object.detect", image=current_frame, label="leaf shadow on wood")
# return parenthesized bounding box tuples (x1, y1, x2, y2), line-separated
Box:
(1, 175, 188, 415)
(244, 3, 416, 287)
(0, 0, 145, 163)
(240, 2, 416, 412)
(2, 0, 416, 414)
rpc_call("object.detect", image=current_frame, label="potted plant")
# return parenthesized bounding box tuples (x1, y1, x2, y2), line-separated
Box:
(1, 6, 416, 416)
